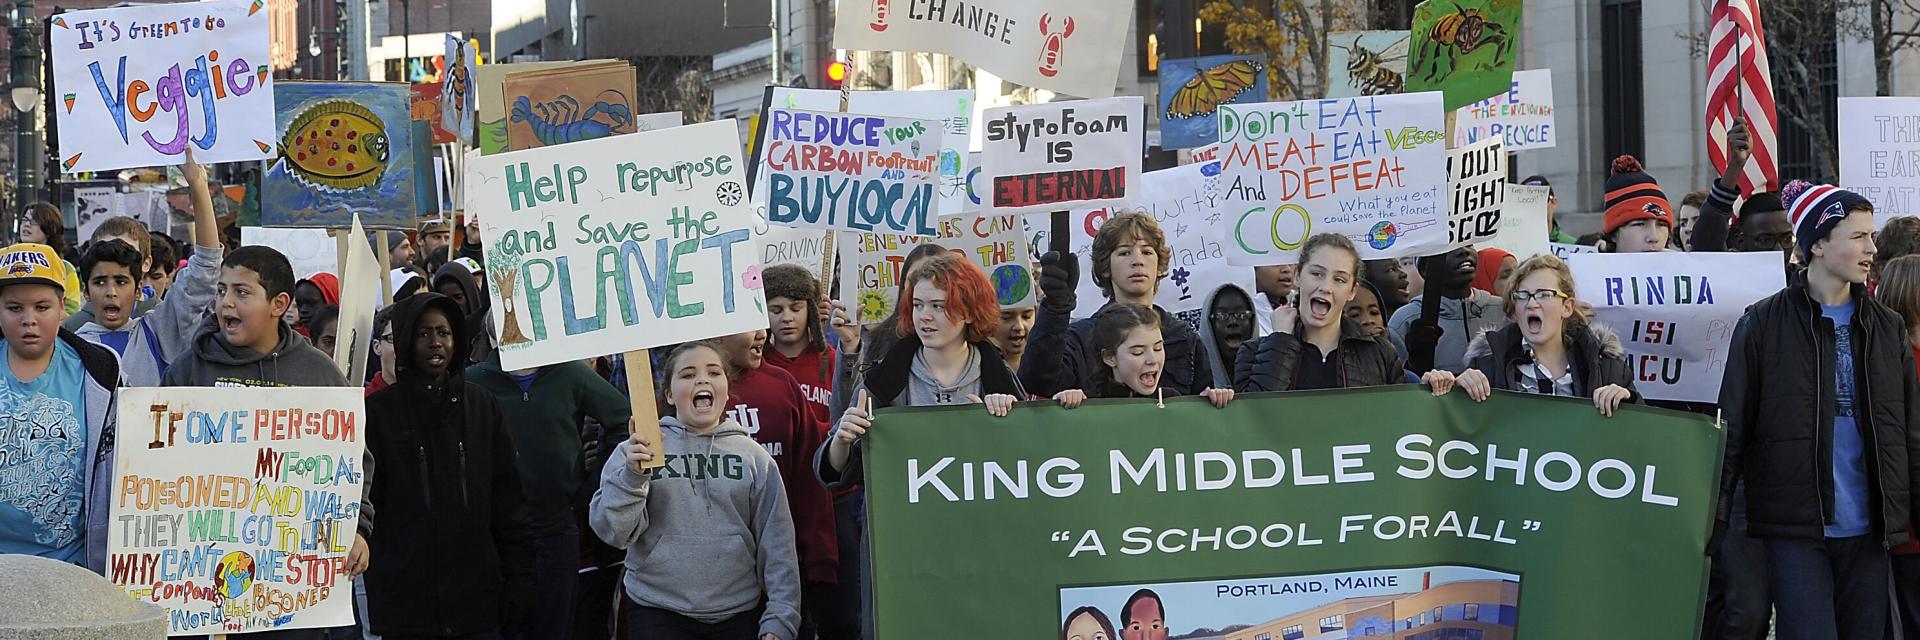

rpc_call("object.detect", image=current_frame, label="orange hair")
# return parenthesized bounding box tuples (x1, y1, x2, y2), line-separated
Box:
(895, 254, 1001, 343)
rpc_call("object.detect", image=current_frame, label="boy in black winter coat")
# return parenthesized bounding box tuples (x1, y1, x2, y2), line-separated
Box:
(364, 293, 536, 639)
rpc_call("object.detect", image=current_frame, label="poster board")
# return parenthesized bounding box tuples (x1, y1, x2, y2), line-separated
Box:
(763, 108, 943, 236)
(980, 96, 1144, 215)
(1453, 68, 1556, 151)
(262, 82, 421, 230)
(1569, 251, 1785, 402)
(840, 213, 1034, 324)
(1157, 54, 1269, 150)
(1403, 0, 1523, 111)
(1447, 137, 1506, 249)
(501, 61, 638, 151)
(1839, 96, 1920, 224)
(1326, 31, 1411, 99)
(834, 0, 1131, 99)
(1043, 161, 1249, 316)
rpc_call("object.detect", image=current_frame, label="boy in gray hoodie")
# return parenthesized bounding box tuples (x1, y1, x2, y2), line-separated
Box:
(591, 341, 801, 640)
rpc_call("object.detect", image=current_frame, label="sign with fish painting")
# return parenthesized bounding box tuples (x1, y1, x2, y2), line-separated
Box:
(107, 386, 367, 635)
(1327, 31, 1411, 99)
(835, 0, 1131, 99)
(49, 0, 277, 173)
(840, 213, 1034, 323)
(1158, 54, 1268, 150)
(1453, 68, 1556, 151)
(1216, 93, 1450, 265)
(1043, 161, 1248, 316)
(1569, 251, 1784, 402)
(752, 88, 975, 218)
(467, 121, 767, 371)
(981, 97, 1144, 215)
(503, 61, 637, 152)
(263, 82, 421, 230)
(1404, 0, 1523, 110)
(763, 108, 944, 236)
(440, 35, 478, 146)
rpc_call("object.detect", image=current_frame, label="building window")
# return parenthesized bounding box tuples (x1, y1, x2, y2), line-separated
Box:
(1768, 2, 1840, 182)
(1601, 0, 1645, 163)
(1373, 0, 1418, 29)
(1464, 604, 1480, 621)
(1319, 614, 1345, 631)
(1282, 624, 1305, 640)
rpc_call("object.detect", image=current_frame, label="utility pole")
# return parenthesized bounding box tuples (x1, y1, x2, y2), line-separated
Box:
(401, 0, 411, 80)
(11, 0, 40, 223)
(770, 0, 781, 85)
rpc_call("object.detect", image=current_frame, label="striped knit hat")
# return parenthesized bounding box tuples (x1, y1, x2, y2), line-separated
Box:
(1603, 156, 1673, 235)
(1781, 180, 1872, 260)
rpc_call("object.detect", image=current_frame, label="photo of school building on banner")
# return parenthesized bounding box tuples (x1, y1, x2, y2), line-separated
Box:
(1569, 251, 1785, 403)
(834, 0, 1130, 99)
(1217, 92, 1449, 265)
(763, 108, 944, 236)
(864, 387, 1721, 637)
(467, 120, 767, 371)
(49, 0, 277, 173)
(108, 387, 367, 635)
(982, 97, 1144, 216)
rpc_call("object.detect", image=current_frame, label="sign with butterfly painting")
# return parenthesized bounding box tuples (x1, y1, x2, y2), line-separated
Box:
(1404, 0, 1523, 110)
(1158, 54, 1268, 150)
(263, 82, 421, 230)
(1327, 31, 1411, 99)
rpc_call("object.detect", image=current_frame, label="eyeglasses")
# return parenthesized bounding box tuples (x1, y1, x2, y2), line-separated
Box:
(1509, 289, 1568, 304)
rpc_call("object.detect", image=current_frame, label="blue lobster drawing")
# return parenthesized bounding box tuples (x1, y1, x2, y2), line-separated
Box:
(510, 90, 636, 146)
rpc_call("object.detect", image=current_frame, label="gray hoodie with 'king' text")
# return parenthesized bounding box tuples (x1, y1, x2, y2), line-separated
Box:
(589, 416, 802, 640)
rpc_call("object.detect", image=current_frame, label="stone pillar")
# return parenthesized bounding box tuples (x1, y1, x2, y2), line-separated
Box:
(0, 554, 166, 640)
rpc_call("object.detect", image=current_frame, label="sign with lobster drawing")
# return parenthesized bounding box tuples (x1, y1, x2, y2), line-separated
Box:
(502, 61, 639, 152)
(835, 0, 1130, 99)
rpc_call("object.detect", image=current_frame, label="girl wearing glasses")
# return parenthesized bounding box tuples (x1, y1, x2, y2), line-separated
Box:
(1422, 255, 1640, 416)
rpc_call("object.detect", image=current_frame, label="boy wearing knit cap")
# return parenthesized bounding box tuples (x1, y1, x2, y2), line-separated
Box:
(1718, 181, 1920, 640)
(1600, 155, 1675, 253)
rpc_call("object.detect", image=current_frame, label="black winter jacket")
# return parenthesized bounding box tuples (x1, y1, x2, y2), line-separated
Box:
(815, 336, 1024, 491)
(1719, 273, 1920, 547)
(1234, 320, 1404, 392)
(1020, 301, 1212, 398)
(364, 293, 535, 636)
(1462, 323, 1642, 402)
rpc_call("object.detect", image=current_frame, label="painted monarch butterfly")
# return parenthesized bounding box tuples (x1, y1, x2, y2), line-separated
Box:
(1165, 59, 1265, 119)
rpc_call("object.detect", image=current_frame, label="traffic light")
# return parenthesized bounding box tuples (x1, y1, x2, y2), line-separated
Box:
(824, 61, 849, 88)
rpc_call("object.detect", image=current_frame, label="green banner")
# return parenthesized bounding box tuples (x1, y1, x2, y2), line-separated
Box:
(866, 386, 1722, 638)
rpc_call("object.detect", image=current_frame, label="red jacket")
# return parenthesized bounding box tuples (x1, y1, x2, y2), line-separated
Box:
(729, 364, 839, 583)
(764, 344, 838, 429)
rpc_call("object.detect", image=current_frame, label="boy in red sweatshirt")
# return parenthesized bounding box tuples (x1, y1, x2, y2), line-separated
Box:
(718, 328, 848, 638)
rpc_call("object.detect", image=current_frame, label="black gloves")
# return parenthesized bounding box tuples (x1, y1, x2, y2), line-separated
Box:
(1038, 251, 1079, 314)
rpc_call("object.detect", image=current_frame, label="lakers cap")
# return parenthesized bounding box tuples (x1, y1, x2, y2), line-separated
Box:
(0, 243, 68, 292)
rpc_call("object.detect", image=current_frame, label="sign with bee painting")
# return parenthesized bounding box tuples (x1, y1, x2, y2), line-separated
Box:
(263, 82, 422, 230)
(1404, 0, 1522, 111)
(1158, 54, 1269, 150)
(763, 108, 945, 236)
(441, 34, 478, 146)
(834, 0, 1131, 99)
(1327, 31, 1411, 99)
(49, 0, 278, 173)
(466, 120, 768, 371)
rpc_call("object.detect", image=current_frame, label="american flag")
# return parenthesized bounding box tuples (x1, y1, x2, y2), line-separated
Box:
(1706, 0, 1779, 195)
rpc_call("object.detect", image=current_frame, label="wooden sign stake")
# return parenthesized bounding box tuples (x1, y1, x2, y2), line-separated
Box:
(624, 350, 664, 469)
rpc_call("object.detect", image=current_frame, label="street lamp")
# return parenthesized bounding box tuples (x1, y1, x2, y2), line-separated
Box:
(9, 0, 41, 235)
(10, 87, 36, 114)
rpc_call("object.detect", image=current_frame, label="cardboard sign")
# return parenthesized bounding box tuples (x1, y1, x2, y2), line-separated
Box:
(1404, 0, 1523, 110)
(980, 97, 1144, 215)
(109, 387, 367, 635)
(474, 61, 569, 154)
(753, 88, 975, 218)
(50, 0, 277, 173)
(410, 82, 458, 144)
(1570, 251, 1785, 402)
(242, 227, 335, 281)
(1158, 54, 1269, 150)
(763, 108, 944, 236)
(1489, 183, 1551, 259)
(756, 223, 834, 279)
(1327, 31, 1411, 99)
(502, 61, 638, 152)
(1550, 242, 1596, 260)
(1216, 93, 1450, 265)
(1035, 161, 1250, 316)
(1448, 137, 1506, 249)
(635, 111, 685, 132)
(467, 121, 767, 371)
(1454, 68, 1556, 151)
(1839, 96, 1920, 223)
(841, 213, 1034, 324)
(334, 216, 382, 383)
(835, 0, 1130, 99)
(440, 35, 478, 146)
(262, 82, 421, 230)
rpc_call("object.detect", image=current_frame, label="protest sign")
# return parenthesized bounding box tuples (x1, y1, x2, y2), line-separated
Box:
(635, 111, 684, 132)
(441, 35, 478, 146)
(474, 61, 569, 154)
(835, 0, 1129, 99)
(1570, 251, 1784, 402)
(334, 216, 381, 383)
(756, 223, 834, 279)
(1839, 96, 1920, 223)
(1453, 68, 1556, 151)
(1327, 31, 1411, 99)
(263, 82, 421, 230)
(72, 185, 117, 240)
(467, 121, 766, 371)
(410, 82, 458, 144)
(109, 386, 367, 635)
(242, 227, 335, 281)
(981, 97, 1144, 216)
(1488, 183, 1550, 259)
(1404, 0, 1522, 111)
(50, 0, 277, 173)
(763, 108, 943, 236)
(1550, 242, 1595, 260)
(1158, 54, 1269, 150)
(1447, 137, 1506, 249)
(502, 61, 638, 151)
(866, 386, 1719, 637)
(752, 88, 975, 218)
(1216, 93, 1450, 265)
(1034, 162, 1249, 316)
(840, 213, 1034, 323)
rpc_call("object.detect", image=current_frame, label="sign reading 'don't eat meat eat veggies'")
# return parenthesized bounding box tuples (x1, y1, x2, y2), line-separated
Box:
(468, 120, 767, 371)
(981, 96, 1144, 216)
(764, 108, 943, 236)
(1216, 92, 1449, 265)
(50, 0, 277, 173)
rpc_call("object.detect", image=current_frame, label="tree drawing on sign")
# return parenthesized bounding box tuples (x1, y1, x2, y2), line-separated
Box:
(486, 240, 534, 345)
